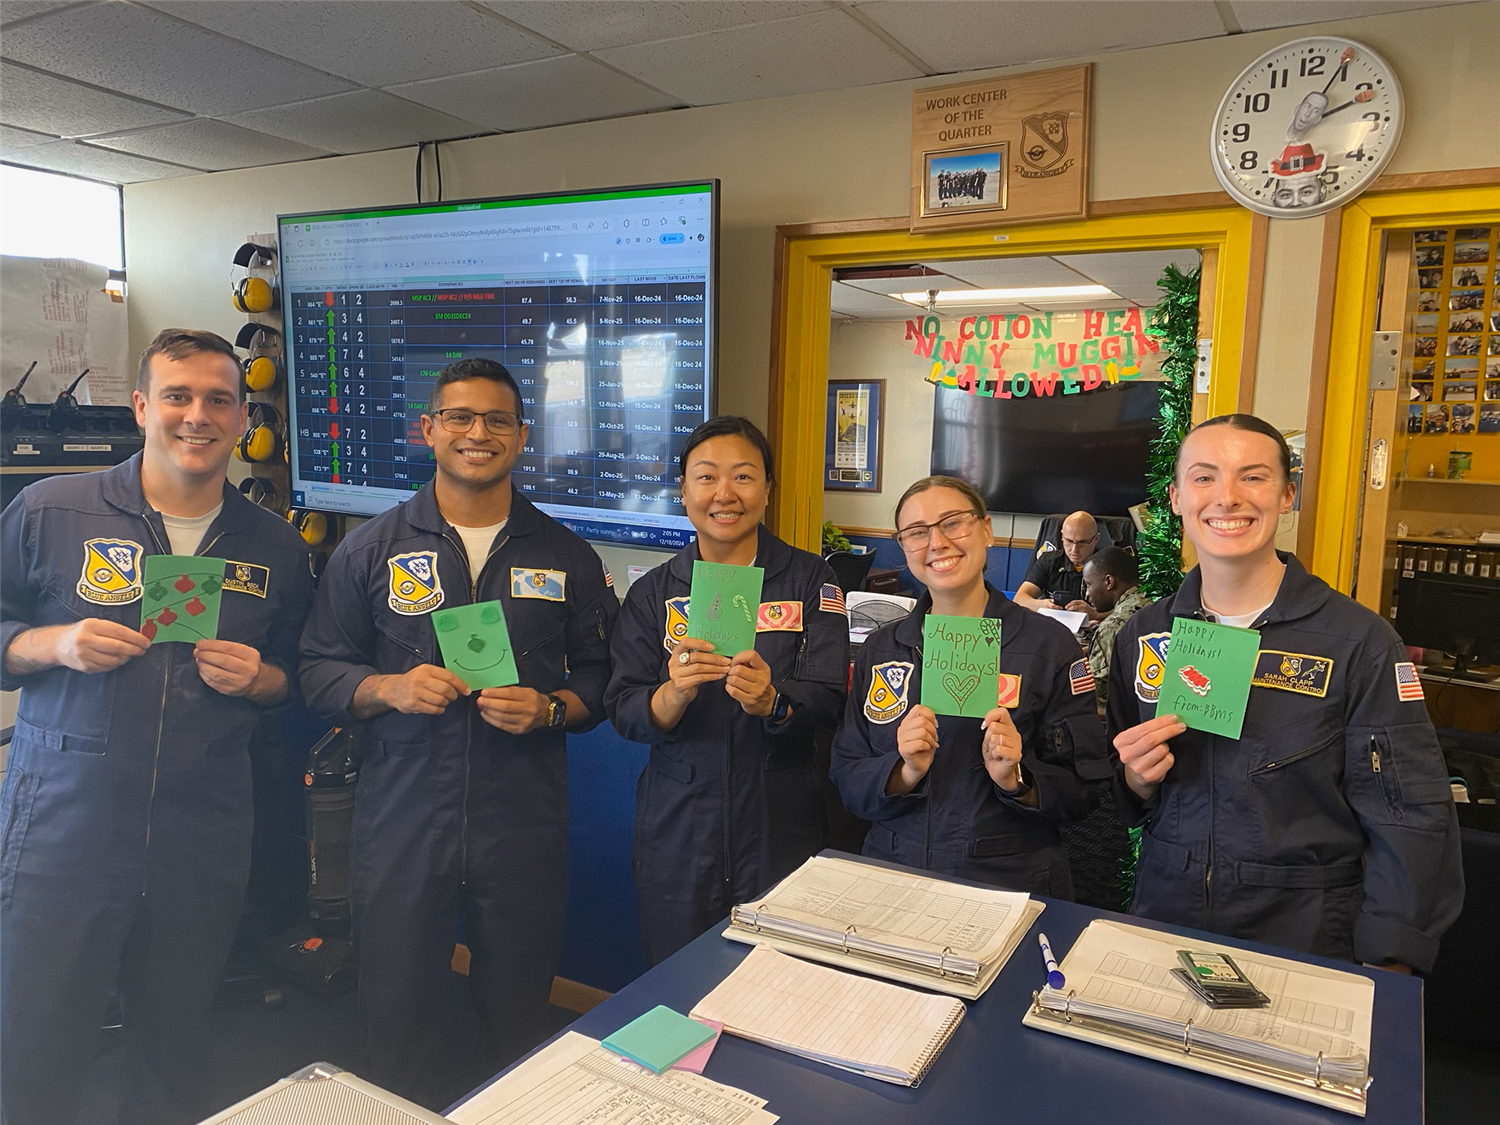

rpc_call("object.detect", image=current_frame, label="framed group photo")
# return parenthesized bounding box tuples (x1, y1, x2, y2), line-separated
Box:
(824, 379, 885, 492)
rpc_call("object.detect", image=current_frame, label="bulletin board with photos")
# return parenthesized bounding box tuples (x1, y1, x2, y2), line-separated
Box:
(1406, 224, 1498, 443)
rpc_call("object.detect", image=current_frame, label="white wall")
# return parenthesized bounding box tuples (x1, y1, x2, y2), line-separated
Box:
(119, 3, 1500, 546)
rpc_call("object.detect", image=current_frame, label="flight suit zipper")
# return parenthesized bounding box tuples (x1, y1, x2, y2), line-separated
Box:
(441, 526, 511, 890)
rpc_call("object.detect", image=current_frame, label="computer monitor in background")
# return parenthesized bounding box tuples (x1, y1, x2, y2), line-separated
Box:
(1394, 574, 1500, 679)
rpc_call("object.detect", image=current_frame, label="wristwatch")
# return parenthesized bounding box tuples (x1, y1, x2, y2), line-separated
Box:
(545, 693, 567, 728)
(768, 689, 792, 725)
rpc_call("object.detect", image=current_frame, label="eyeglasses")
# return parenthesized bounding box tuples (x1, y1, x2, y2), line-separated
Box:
(428, 408, 522, 436)
(893, 510, 984, 552)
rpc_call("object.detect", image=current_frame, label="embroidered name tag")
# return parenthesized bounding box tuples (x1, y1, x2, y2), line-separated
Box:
(756, 600, 803, 632)
(222, 561, 269, 598)
(1251, 650, 1334, 698)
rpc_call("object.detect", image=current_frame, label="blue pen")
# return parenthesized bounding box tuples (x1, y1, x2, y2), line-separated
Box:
(1038, 932, 1065, 990)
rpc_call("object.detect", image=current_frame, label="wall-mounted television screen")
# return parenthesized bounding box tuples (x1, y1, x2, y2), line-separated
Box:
(929, 381, 1163, 516)
(278, 180, 718, 549)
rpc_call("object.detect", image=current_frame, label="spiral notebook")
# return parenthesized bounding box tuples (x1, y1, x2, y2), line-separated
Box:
(690, 945, 965, 1087)
(724, 854, 1043, 999)
(1021, 920, 1375, 1116)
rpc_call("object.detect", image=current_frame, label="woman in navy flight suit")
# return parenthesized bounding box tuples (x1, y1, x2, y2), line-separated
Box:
(830, 475, 1107, 894)
(1109, 414, 1461, 972)
(605, 416, 849, 965)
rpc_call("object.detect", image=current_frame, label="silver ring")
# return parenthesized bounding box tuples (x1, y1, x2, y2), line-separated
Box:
(679, 651, 691, 665)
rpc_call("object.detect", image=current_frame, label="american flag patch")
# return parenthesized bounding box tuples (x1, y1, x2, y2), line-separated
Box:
(819, 583, 846, 616)
(1074, 660, 1098, 696)
(1069, 658, 1095, 695)
(1394, 662, 1424, 701)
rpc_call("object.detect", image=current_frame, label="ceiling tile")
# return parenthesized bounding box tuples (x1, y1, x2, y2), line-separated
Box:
(0, 61, 190, 137)
(4, 139, 196, 182)
(0, 1, 91, 26)
(89, 118, 330, 171)
(1, 122, 58, 151)
(924, 257, 1097, 289)
(0, 2, 355, 114)
(224, 89, 485, 154)
(388, 54, 679, 132)
(1227, 1, 1454, 32)
(855, 1, 1227, 73)
(145, 0, 562, 87)
(594, 9, 921, 105)
(481, 1, 825, 52)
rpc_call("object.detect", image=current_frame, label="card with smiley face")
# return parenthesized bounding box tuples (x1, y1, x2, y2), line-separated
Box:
(433, 599, 520, 690)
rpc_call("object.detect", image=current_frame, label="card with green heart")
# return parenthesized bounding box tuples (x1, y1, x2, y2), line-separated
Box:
(433, 599, 519, 690)
(921, 614, 1001, 718)
(686, 561, 764, 657)
(140, 555, 226, 644)
(1156, 616, 1260, 739)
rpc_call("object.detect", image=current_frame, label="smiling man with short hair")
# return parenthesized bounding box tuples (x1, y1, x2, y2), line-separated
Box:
(1, 328, 312, 1125)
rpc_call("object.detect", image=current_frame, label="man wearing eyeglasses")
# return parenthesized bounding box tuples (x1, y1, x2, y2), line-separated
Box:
(299, 358, 617, 1109)
(1014, 510, 1103, 618)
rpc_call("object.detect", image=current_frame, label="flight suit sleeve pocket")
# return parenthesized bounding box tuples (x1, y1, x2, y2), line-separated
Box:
(0, 767, 39, 907)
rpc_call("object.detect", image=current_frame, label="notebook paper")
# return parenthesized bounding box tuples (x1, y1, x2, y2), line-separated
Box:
(691, 946, 965, 1087)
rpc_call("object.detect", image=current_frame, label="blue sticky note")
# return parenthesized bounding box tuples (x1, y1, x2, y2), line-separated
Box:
(602, 1005, 716, 1074)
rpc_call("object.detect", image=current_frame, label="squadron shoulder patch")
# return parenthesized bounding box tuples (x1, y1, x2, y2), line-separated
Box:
(222, 561, 269, 598)
(662, 595, 690, 653)
(78, 538, 144, 605)
(1134, 631, 1172, 703)
(756, 600, 804, 632)
(1251, 650, 1334, 698)
(864, 661, 913, 724)
(511, 567, 566, 601)
(388, 551, 444, 614)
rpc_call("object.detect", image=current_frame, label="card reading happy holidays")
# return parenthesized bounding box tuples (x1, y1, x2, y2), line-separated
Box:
(1157, 617, 1260, 739)
(920, 614, 1001, 718)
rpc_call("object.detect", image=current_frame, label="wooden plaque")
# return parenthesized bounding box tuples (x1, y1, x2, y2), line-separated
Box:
(911, 64, 1091, 232)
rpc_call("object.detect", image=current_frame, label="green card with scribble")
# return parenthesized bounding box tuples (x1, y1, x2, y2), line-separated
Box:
(687, 561, 764, 656)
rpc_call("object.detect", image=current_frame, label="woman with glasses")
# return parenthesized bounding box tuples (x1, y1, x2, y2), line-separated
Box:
(829, 475, 1107, 895)
(605, 416, 850, 965)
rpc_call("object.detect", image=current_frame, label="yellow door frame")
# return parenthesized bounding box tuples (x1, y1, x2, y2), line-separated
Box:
(1308, 185, 1500, 592)
(769, 206, 1261, 552)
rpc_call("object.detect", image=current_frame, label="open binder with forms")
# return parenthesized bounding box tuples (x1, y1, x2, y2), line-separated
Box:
(723, 855, 1043, 999)
(1022, 920, 1376, 1116)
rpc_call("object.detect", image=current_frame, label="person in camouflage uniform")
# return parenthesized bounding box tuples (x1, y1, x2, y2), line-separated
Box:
(1083, 547, 1151, 718)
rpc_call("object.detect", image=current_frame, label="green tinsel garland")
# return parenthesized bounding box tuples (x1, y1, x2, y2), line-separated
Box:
(1119, 262, 1202, 906)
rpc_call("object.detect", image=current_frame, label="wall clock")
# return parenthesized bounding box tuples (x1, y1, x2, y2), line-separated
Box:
(1211, 37, 1403, 218)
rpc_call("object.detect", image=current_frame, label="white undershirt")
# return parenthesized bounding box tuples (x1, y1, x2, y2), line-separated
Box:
(159, 502, 223, 556)
(452, 519, 507, 580)
(1205, 603, 1271, 629)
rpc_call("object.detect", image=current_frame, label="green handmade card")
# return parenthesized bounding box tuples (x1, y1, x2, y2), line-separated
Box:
(433, 599, 519, 690)
(686, 561, 764, 656)
(1157, 617, 1260, 739)
(921, 614, 1001, 718)
(141, 555, 227, 644)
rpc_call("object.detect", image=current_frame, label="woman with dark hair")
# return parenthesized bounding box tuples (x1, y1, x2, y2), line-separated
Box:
(1108, 413, 1462, 972)
(829, 475, 1107, 894)
(604, 416, 850, 964)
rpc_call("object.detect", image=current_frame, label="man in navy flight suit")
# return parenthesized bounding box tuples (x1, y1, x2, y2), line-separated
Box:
(1, 329, 313, 1125)
(299, 358, 617, 1109)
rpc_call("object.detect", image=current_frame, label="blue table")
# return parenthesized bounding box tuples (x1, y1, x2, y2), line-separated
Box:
(455, 854, 1423, 1124)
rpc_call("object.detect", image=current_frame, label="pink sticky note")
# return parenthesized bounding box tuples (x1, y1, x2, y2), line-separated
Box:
(670, 1018, 724, 1074)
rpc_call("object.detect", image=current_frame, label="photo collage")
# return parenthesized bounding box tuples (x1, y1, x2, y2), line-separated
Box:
(1408, 225, 1499, 436)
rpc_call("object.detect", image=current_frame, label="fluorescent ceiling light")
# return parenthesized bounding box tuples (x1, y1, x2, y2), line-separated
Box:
(896, 285, 1114, 304)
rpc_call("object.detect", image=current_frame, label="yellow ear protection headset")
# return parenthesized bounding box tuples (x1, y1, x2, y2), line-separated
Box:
(230, 242, 279, 314)
(287, 508, 329, 546)
(235, 322, 283, 394)
(238, 474, 286, 511)
(236, 401, 284, 464)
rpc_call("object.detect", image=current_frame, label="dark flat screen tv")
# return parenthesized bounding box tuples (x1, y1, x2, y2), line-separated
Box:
(929, 381, 1162, 516)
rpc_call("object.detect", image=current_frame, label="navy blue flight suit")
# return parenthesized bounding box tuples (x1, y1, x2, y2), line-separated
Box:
(604, 526, 849, 966)
(830, 586, 1108, 895)
(0, 455, 311, 1125)
(298, 484, 616, 1108)
(1106, 554, 1464, 972)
